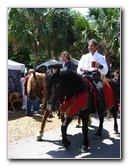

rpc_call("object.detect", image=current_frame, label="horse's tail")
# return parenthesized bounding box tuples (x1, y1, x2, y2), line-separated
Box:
(27, 72, 37, 95)
(33, 71, 36, 80)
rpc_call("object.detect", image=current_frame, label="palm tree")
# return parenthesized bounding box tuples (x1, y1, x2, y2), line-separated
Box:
(8, 8, 76, 68)
(8, 8, 50, 69)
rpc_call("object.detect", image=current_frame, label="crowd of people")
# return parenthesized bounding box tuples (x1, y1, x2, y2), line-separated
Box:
(19, 38, 120, 117)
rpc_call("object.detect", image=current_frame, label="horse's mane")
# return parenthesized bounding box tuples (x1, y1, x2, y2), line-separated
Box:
(53, 69, 90, 99)
(59, 69, 89, 97)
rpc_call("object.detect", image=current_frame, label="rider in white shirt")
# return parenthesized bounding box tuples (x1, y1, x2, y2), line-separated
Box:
(77, 39, 108, 117)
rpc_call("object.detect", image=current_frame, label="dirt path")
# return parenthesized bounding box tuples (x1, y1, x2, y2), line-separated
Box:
(8, 109, 78, 144)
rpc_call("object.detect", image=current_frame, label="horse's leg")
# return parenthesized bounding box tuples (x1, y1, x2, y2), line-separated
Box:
(78, 113, 89, 152)
(112, 107, 119, 133)
(61, 116, 72, 149)
(113, 114, 118, 133)
(57, 110, 65, 123)
(36, 110, 50, 140)
(76, 115, 92, 128)
(60, 112, 65, 123)
(76, 116, 81, 128)
(88, 115, 92, 125)
(42, 101, 47, 111)
(94, 115, 104, 139)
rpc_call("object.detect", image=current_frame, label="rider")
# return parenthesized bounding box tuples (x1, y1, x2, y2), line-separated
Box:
(77, 39, 108, 117)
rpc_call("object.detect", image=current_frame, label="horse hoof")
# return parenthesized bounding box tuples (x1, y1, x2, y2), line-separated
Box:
(78, 145, 88, 153)
(114, 130, 119, 134)
(36, 136, 42, 141)
(36, 133, 43, 141)
(94, 135, 101, 140)
(66, 145, 71, 150)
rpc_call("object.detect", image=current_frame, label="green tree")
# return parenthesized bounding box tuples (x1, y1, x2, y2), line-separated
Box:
(8, 8, 76, 68)
(8, 8, 120, 71)
(8, 8, 50, 69)
(86, 8, 120, 71)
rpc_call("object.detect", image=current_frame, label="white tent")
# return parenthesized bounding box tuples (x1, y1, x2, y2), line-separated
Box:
(8, 60, 25, 71)
(8, 60, 26, 92)
(70, 57, 79, 66)
(36, 59, 63, 72)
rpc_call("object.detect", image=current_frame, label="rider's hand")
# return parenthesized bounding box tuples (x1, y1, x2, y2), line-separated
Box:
(95, 62, 103, 69)
(80, 68, 89, 73)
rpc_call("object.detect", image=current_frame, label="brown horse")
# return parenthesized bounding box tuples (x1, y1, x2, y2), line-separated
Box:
(27, 71, 65, 140)
(45, 68, 119, 152)
(27, 72, 47, 104)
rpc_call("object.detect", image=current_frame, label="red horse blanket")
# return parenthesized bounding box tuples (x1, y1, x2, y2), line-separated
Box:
(61, 81, 114, 117)
(61, 91, 88, 117)
(104, 82, 114, 109)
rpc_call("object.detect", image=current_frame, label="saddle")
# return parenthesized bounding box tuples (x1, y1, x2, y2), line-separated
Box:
(60, 76, 114, 117)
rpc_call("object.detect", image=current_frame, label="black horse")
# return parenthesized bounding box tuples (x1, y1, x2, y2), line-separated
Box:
(45, 68, 119, 152)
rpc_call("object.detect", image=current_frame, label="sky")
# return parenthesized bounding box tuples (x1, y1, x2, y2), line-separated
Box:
(72, 7, 89, 16)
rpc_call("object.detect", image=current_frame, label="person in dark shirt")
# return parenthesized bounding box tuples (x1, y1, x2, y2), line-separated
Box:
(57, 51, 77, 119)
(24, 69, 35, 116)
(112, 70, 120, 102)
(60, 51, 77, 72)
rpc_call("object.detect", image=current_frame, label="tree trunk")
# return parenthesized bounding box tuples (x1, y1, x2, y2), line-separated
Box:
(33, 40, 39, 70)
(33, 53, 38, 70)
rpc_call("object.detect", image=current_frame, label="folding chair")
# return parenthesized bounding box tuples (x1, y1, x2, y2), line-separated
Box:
(8, 92, 23, 112)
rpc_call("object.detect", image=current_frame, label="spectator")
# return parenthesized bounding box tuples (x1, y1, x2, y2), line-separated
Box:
(58, 51, 77, 119)
(24, 69, 34, 116)
(60, 51, 77, 72)
(20, 72, 26, 109)
(112, 70, 120, 102)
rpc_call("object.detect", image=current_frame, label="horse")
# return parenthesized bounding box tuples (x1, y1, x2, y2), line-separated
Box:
(27, 72, 47, 106)
(27, 71, 65, 139)
(45, 68, 119, 152)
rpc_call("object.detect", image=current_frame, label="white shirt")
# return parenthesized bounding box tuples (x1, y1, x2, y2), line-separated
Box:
(77, 50, 108, 75)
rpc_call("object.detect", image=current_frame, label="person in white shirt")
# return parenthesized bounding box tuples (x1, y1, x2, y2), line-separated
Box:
(77, 39, 108, 117)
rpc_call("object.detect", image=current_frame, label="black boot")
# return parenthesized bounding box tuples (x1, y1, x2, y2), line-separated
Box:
(92, 78, 107, 117)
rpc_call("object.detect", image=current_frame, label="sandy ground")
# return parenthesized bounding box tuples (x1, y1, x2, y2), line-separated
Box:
(8, 107, 119, 145)
(8, 109, 78, 144)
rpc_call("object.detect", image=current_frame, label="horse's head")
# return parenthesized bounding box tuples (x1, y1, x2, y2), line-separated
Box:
(45, 68, 87, 112)
(46, 68, 64, 111)
(27, 72, 45, 101)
